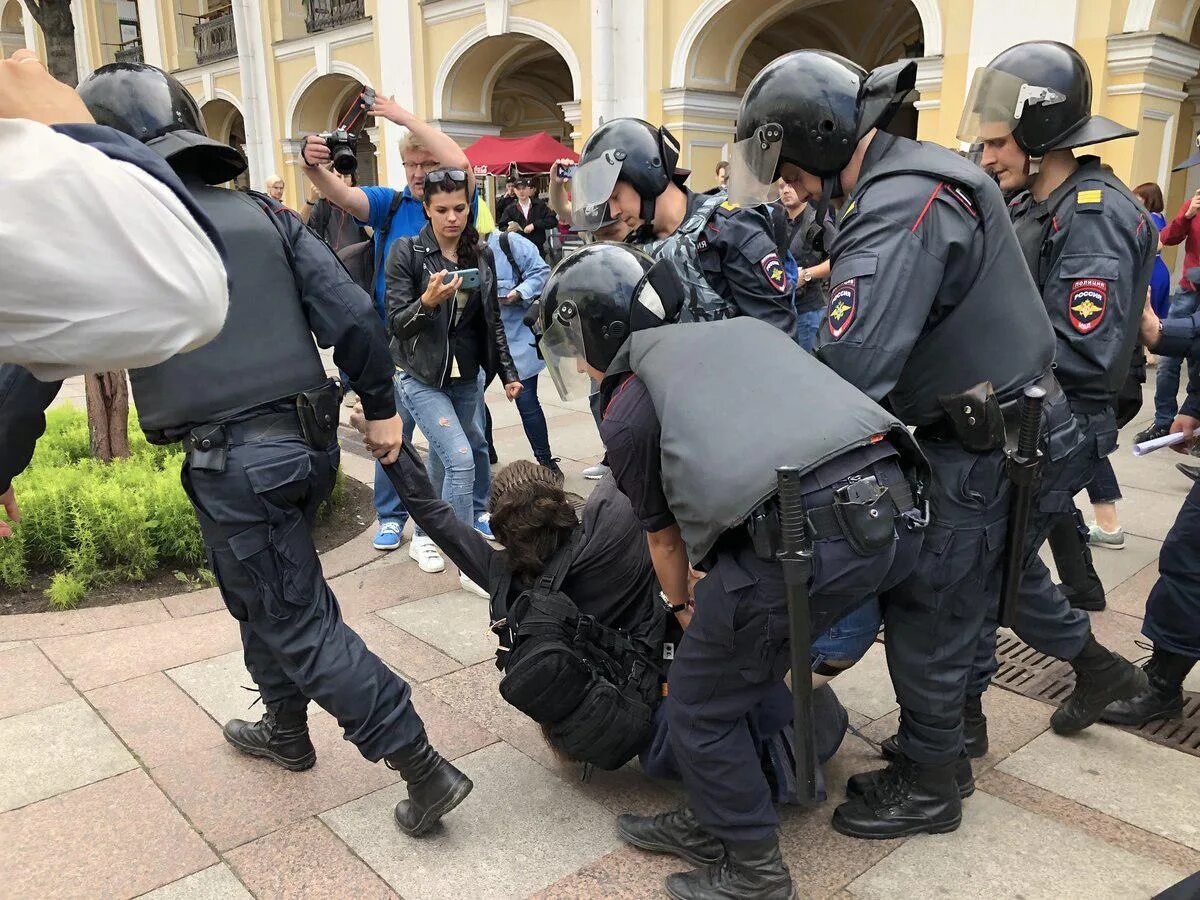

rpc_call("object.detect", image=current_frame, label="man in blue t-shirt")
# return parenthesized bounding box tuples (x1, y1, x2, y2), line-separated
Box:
(302, 95, 475, 572)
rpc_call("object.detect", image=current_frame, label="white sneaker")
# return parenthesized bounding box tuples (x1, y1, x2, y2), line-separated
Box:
(459, 573, 489, 598)
(408, 536, 446, 573)
(582, 463, 609, 480)
(1087, 525, 1125, 550)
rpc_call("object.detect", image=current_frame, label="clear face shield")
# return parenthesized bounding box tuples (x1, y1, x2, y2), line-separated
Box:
(957, 67, 1065, 145)
(570, 152, 623, 232)
(539, 304, 595, 401)
(725, 123, 784, 206)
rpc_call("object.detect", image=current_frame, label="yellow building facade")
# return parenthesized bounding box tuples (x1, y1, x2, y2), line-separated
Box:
(10, 0, 1200, 234)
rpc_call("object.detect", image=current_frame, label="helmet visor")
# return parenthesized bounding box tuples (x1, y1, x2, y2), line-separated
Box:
(539, 312, 594, 401)
(726, 123, 784, 206)
(957, 67, 1030, 144)
(571, 153, 623, 231)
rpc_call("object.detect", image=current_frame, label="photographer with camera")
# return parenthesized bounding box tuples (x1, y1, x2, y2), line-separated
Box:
(302, 92, 476, 568)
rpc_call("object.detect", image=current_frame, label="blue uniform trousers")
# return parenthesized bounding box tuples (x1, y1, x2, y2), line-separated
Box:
(182, 434, 424, 762)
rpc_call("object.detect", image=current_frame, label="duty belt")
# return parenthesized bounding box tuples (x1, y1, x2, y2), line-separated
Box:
(917, 371, 1062, 447)
(184, 412, 304, 472)
(805, 478, 915, 540)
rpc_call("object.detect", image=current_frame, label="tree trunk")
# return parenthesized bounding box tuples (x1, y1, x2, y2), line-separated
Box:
(84, 373, 131, 463)
(24, 0, 79, 87)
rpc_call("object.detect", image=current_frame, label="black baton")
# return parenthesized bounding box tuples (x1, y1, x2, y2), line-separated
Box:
(997, 386, 1046, 628)
(776, 466, 818, 803)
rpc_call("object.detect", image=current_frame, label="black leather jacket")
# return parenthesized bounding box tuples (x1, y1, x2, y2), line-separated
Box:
(384, 224, 519, 387)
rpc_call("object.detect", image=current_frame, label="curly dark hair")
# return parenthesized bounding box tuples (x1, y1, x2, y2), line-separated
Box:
(487, 461, 578, 582)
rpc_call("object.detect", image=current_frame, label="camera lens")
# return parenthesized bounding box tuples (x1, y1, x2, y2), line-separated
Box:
(331, 145, 358, 175)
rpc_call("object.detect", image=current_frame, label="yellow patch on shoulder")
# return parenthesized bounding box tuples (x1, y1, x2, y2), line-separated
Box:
(841, 201, 856, 221)
(1076, 189, 1103, 205)
(720, 200, 740, 211)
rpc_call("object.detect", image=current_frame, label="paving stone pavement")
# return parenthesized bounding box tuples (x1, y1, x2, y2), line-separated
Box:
(1, 378, 1194, 898)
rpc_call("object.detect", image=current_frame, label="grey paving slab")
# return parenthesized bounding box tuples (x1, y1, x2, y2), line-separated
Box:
(321, 742, 622, 900)
(846, 791, 1186, 899)
(0, 642, 77, 720)
(166, 651, 256, 728)
(376, 590, 496, 666)
(998, 728, 1200, 852)
(491, 412, 604, 464)
(0, 698, 136, 812)
(1100, 484, 1186, 542)
(1039, 531, 1162, 596)
(826, 642, 896, 720)
(137, 864, 252, 900)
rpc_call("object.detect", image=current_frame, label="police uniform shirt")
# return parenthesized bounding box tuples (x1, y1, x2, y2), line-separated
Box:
(597, 374, 676, 534)
(1008, 158, 1156, 405)
(686, 190, 796, 332)
(814, 131, 985, 404)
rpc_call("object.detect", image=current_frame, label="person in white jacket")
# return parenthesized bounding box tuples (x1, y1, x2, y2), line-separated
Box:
(0, 50, 228, 381)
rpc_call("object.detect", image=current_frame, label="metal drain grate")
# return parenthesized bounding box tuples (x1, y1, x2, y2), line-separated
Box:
(993, 634, 1200, 758)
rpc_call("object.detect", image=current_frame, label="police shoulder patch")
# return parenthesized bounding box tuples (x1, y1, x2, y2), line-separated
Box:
(721, 200, 740, 211)
(828, 279, 858, 340)
(1069, 278, 1107, 334)
(759, 251, 787, 294)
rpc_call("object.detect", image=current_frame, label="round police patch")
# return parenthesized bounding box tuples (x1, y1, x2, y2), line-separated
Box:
(759, 252, 788, 294)
(828, 279, 857, 340)
(1069, 279, 1107, 334)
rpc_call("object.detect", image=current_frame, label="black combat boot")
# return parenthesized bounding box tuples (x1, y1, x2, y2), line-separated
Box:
(831, 754, 961, 839)
(846, 753, 975, 800)
(617, 807, 724, 866)
(223, 704, 316, 771)
(1062, 584, 1107, 612)
(664, 835, 795, 900)
(1101, 647, 1197, 727)
(384, 732, 473, 837)
(879, 695, 988, 761)
(1051, 635, 1149, 735)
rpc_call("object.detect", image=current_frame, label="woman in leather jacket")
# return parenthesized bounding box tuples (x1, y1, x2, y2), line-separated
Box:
(385, 169, 521, 595)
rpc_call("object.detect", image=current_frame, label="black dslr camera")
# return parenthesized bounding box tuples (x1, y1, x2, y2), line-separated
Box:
(317, 87, 375, 175)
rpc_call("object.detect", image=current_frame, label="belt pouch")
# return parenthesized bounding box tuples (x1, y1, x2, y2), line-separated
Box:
(296, 383, 340, 450)
(937, 381, 1006, 453)
(187, 424, 228, 473)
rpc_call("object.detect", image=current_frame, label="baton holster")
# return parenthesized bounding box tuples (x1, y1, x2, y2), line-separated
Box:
(936, 382, 1006, 453)
(296, 380, 342, 450)
(185, 424, 229, 473)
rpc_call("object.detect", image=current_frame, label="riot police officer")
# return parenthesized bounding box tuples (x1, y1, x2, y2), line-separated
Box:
(76, 64, 471, 837)
(956, 40, 1157, 728)
(568, 118, 795, 333)
(538, 242, 927, 899)
(1100, 307, 1200, 724)
(733, 50, 1146, 840)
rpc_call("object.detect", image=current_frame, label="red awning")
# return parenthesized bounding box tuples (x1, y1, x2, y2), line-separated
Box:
(464, 133, 578, 176)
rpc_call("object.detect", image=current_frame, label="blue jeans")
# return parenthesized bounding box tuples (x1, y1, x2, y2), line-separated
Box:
(515, 374, 553, 464)
(399, 371, 489, 527)
(1155, 290, 1199, 427)
(810, 598, 882, 670)
(794, 307, 824, 352)
(373, 374, 419, 533)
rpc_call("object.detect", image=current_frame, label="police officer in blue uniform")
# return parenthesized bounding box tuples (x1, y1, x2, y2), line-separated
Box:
(733, 50, 1147, 840)
(74, 64, 471, 837)
(568, 118, 795, 334)
(1101, 307, 1200, 724)
(538, 243, 927, 899)
(956, 40, 1158, 732)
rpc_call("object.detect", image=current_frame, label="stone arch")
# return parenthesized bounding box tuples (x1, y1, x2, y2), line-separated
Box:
(1122, 0, 1200, 36)
(201, 97, 248, 188)
(1, 0, 26, 59)
(432, 16, 582, 121)
(671, 0, 942, 89)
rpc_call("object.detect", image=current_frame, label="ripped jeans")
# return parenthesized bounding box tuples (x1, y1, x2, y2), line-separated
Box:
(398, 371, 489, 528)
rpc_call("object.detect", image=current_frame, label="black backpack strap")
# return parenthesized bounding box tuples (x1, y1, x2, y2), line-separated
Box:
(499, 232, 523, 283)
(536, 526, 584, 595)
(373, 189, 406, 275)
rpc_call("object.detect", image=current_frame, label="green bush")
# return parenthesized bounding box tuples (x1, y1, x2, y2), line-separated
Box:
(1, 406, 346, 602)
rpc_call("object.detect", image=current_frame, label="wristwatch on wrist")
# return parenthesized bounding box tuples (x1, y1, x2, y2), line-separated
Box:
(660, 590, 687, 614)
(801, 269, 813, 284)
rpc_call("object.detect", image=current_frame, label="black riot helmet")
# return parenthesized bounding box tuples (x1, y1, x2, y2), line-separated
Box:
(78, 63, 247, 185)
(538, 243, 685, 400)
(569, 118, 682, 231)
(729, 50, 916, 203)
(958, 41, 1136, 157)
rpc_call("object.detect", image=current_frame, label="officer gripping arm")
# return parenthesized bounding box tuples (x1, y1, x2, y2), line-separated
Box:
(814, 173, 984, 403)
(701, 204, 798, 333)
(261, 197, 401, 453)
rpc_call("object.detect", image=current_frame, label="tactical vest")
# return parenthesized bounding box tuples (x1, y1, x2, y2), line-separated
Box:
(642, 190, 737, 323)
(609, 318, 925, 563)
(847, 139, 1055, 426)
(133, 185, 327, 431)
